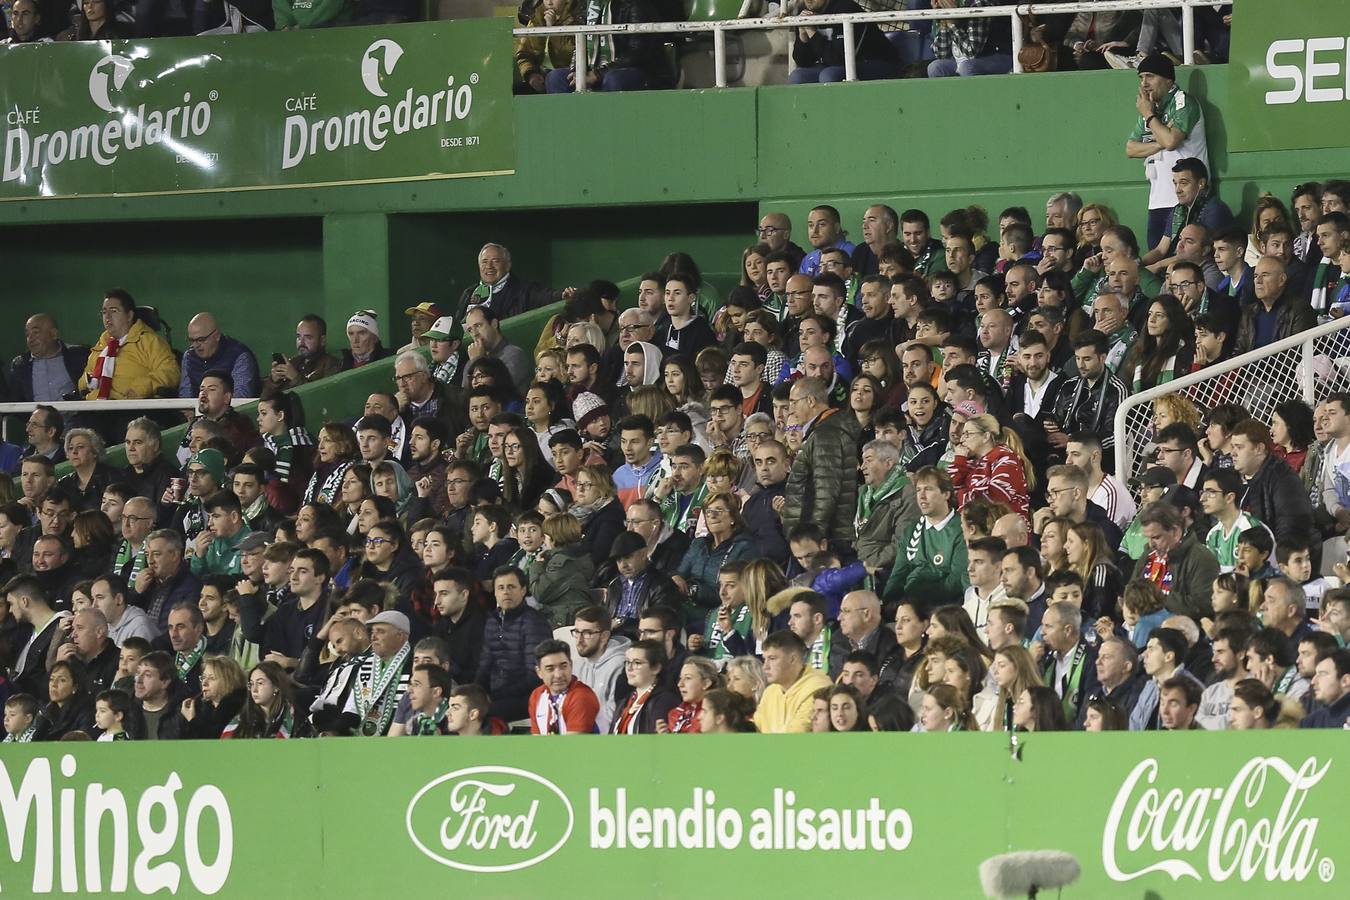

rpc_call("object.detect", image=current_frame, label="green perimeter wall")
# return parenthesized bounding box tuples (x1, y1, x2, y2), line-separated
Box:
(1, 62, 1344, 367)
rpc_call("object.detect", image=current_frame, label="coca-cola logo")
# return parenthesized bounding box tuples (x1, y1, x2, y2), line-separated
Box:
(405, 766, 573, 873)
(1102, 756, 1336, 884)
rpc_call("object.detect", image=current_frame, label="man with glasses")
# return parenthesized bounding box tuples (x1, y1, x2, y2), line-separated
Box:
(1044, 464, 1124, 550)
(1153, 423, 1207, 490)
(166, 449, 225, 546)
(113, 496, 156, 586)
(706, 386, 750, 461)
(781, 273, 816, 359)
(608, 308, 655, 387)
(756, 212, 805, 271)
(178, 312, 259, 400)
(626, 497, 689, 576)
(463, 304, 532, 395)
(1168, 259, 1236, 345)
(1035, 227, 1076, 276)
(133, 529, 202, 629)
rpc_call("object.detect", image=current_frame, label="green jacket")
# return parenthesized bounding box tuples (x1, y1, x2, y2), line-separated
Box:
(883, 512, 969, 608)
(530, 543, 595, 628)
(1130, 530, 1218, 620)
(190, 527, 252, 578)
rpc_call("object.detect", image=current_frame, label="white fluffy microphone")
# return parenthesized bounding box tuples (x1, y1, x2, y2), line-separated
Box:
(979, 850, 1081, 899)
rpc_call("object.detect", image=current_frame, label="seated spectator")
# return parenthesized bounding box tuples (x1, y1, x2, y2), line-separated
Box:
(177, 371, 262, 466)
(268, 315, 343, 390)
(528, 639, 599, 734)
(81, 289, 179, 401)
(545, 0, 674, 94)
(57, 428, 121, 513)
(341, 310, 394, 371)
(515, 0, 580, 93)
(1, 0, 53, 45)
(273, 0, 352, 29)
(790, 0, 899, 84)
(927, 2, 1013, 78)
(1011, 684, 1068, 732)
(8, 314, 87, 403)
(1142, 158, 1234, 266)
(455, 243, 556, 323)
(57, 0, 127, 40)
(463, 304, 534, 396)
(1302, 648, 1350, 729)
(178, 656, 248, 740)
(179, 313, 259, 400)
(188, 491, 252, 577)
(1235, 257, 1316, 355)
(755, 630, 833, 733)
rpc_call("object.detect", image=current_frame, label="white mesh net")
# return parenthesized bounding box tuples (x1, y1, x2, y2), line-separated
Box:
(1117, 323, 1350, 484)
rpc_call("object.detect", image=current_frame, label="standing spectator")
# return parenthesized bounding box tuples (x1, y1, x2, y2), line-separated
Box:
(8, 314, 87, 404)
(178, 313, 259, 400)
(1124, 54, 1210, 250)
(477, 566, 552, 721)
(1066, 432, 1136, 530)
(81, 289, 179, 401)
(779, 376, 860, 545)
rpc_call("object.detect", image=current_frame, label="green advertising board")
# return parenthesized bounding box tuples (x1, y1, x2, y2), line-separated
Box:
(0, 732, 1342, 897)
(1229, 0, 1350, 152)
(0, 19, 514, 200)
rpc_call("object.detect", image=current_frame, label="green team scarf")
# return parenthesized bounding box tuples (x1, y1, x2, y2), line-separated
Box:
(356, 643, 411, 736)
(3, 723, 37, 743)
(471, 282, 493, 302)
(661, 481, 708, 533)
(763, 294, 786, 321)
(412, 699, 450, 735)
(855, 463, 910, 533)
(175, 637, 206, 682)
(1168, 181, 1214, 239)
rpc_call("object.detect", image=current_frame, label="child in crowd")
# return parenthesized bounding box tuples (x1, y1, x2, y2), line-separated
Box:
(94, 690, 132, 741)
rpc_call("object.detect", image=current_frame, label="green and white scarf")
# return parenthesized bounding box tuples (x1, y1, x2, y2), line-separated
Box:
(660, 480, 708, 534)
(855, 463, 910, 533)
(176, 637, 206, 682)
(411, 699, 449, 736)
(3, 723, 36, 743)
(356, 643, 411, 736)
(1169, 181, 1214, 239)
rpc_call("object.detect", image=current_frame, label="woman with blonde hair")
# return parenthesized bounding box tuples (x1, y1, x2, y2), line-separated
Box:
(566, 321, 606, 353)
(724, 656, 768, 703)
(179, 656, 248, 739)
(1246, 194, 1291, 266)
(1151, 393, 1202, 434)
(949, 412, 1035, 522)
(627, 384, 676, 424)
(987, 644, 1041, 732)
(1074, 203, 1117, 264)
(729, 559, 790, 651)
(534, 347, 568, 384)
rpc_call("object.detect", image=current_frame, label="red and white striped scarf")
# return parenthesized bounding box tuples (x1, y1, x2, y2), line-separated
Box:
(89, 336, 121, 399)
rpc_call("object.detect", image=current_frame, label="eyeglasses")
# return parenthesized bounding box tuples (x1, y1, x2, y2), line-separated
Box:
(1155, 446, 1184, 455)
(187, 329, 219, 346)
(446, 478, 470, 487)
(393, 373, 422, 383)
(626, 518, 657, 528)
(571, 628, 604, 639)
(745, 431, 772, 441)
(756, 226, 784, 236)
(121, 514, 151, 522)
(786, 289, 812, 297)
(1169, 279, 1199, 289)
(503, 442, 524, 452)
(709, 405, 736, 414)
(1047, 487, 1077, 498)
(704, 508, 729, 518)
(365, 537, 390, 546)
(619, 324, 648, 334)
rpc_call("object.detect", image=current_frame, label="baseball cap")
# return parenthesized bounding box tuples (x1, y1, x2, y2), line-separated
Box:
(423, 316, 462, 342)
(1129, 466, 1177, 490)
(404, 301, 442, 318)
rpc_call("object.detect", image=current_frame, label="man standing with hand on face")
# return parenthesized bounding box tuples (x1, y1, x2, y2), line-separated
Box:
(1124, 54, 1209, 251)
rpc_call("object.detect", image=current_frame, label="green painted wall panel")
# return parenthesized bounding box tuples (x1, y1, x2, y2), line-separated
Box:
(0, 218, 323, 366)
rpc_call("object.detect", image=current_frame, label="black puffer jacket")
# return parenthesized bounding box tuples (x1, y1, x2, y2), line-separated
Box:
(475, 603, 553, 720)
(1240, 454, 1316, 552)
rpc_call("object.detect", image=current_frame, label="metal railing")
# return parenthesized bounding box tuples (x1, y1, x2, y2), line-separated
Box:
(1113, 315, 1350, 483)
(0, 398, 256, 444)
(515, 0, 1220, 90)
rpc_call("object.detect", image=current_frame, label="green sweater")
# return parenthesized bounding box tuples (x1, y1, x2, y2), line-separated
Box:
(190, 527, 252, 577)
(882, 512, 969, 608)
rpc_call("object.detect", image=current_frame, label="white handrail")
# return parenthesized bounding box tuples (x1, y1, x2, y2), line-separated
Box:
(1112, 315, 1350, 478)
(520, 0, 1217, 90)
(0, 399, 256, 414)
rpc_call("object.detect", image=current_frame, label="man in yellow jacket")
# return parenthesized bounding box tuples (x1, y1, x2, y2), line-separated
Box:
(755, 630, 833, 733)
(81, 290, 179, 401)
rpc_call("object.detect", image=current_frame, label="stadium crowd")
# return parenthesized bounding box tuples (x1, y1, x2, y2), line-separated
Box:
(3, 55, 1350, 744)
(2, 0, 1233, 93)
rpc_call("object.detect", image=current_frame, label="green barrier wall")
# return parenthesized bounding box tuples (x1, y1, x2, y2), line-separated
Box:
(3, 56, 1346, 370)
(0, 731, 1341, 898)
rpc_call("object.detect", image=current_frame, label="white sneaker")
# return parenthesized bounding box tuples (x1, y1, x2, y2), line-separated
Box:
(1104, 51, 1143, 70)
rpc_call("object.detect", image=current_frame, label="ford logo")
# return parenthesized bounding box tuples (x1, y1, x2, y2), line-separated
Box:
(405, 765, 574, 873)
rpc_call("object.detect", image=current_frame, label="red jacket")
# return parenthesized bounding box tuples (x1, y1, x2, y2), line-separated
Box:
(528, 677, 600, 734)
(949, 444, 1030, 522)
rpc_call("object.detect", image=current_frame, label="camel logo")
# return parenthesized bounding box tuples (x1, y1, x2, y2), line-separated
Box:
(88, 55, 134, 113)
(360, 40, 404, 98)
